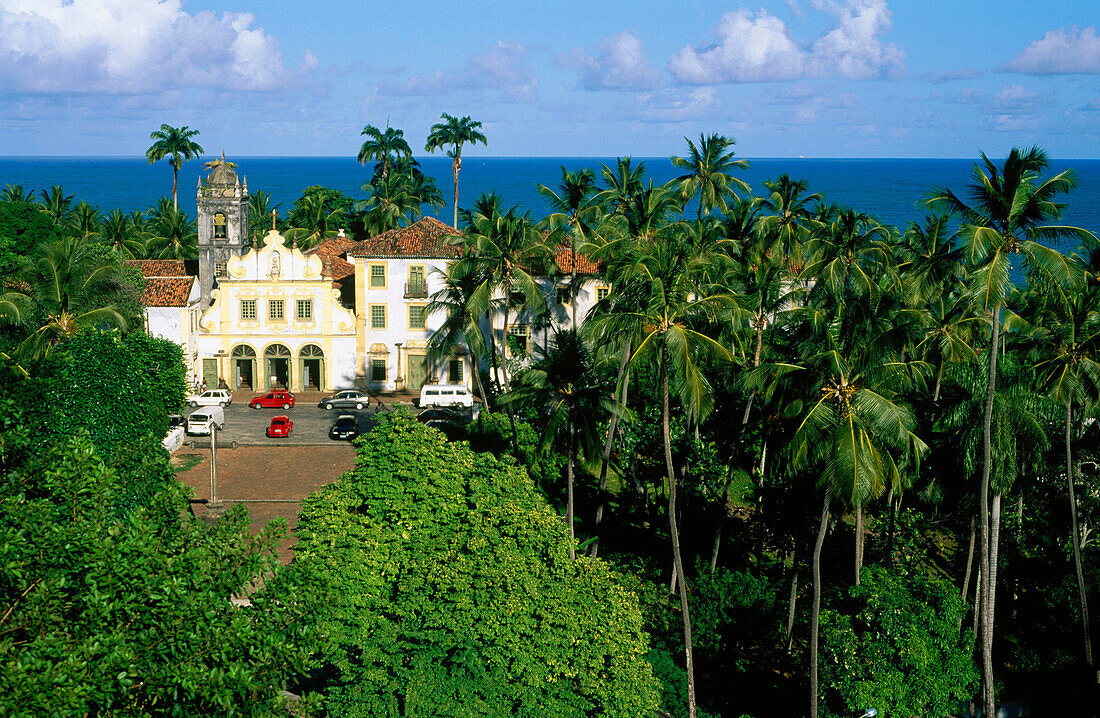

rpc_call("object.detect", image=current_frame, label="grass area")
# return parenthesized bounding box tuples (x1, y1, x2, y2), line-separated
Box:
(172, 454, 203, 473)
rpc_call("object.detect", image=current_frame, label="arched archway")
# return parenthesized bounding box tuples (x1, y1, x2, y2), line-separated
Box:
(299, 344, 325, 391)
(264, 343, 292, 389)
(230, 344, 256, 390)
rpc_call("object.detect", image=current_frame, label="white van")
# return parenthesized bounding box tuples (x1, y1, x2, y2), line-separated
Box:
(419, 384, 474, 408)
(186, 406, 225, 435)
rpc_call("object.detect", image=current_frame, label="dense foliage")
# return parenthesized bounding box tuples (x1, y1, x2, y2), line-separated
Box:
(295, 412, 660, 717)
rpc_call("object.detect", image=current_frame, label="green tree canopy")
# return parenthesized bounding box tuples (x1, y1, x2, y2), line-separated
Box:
(295, 412, 659, 718)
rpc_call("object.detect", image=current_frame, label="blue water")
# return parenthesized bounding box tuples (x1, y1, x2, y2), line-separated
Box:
(2, 156, 1099, 242)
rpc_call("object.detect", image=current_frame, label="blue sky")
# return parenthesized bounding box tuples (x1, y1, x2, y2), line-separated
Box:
(1, 0, 1099, 158)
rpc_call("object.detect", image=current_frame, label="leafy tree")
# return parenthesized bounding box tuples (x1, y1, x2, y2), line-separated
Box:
(424, 113, 488, 228)
(248, 189, 282, 241)
(286, 186, 353, 249)
(0, 183, 36, 204)
(357, 160, 445, 235)
(147, 202, 197, 260)
(0, 200, 59, 276)
(38, 184, 74, 229)
(145, 124, 204, 211)
(0, 425, 323, 717)
(820, 566, 978, 718)
(295, 412, 659, 718)
(97, 208, 147, 259)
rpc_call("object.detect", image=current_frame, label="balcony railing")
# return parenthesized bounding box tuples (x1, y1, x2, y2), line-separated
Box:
(405, 280, 429, 298)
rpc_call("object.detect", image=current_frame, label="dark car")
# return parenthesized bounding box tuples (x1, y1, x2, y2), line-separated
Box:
(250, 390, 296, 410)
(266, 415, 293, 438)
(416, 407, 465, 427)
(329, 414, 359, 441)
(318, 389, 369, 411)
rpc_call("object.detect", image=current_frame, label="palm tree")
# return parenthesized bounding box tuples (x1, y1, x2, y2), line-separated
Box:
(754, 175, 821, 270)
(897, 213, 965, 306)
(286, 193, 343, 250)
(927, 146, 1092, 716)
(38, 185, 74, 229)
(357, 123, 412, 180)
(148, 205, 197, 260)
(10, 236, 128, 361)
(1025, 278, 1100, 666)
(1, 183, 36, 204)
(248, 190, 281, 243)
(424, 113, 488, 228)
(538, 168, 604, 327)
(71, 200, 101, 241)
(97, 209, 146, 259)
(426, 266, 493, 407)
(671, 133, 750, 221)
(596, 157, 647, 216)
(145, 124, 204, 211)
(504, 329, 620, 559)
(595, 229, 734, 718)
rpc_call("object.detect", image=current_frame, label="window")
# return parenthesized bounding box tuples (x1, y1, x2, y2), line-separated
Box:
(596, 286, 610, 303)
(269, 299, 285, 321)
(213, 212, 227, 239)
(408, 304, 426, 330)
(371, 358, 387, 382)
(369, 263, 387, 289)
(215, 261, 227, 278)
(370, 304, 387, 329)
(241, 299, 257, 320)
(449, 358, 464, 383)
(296, 299, 313, 321)
(555, 287, 570, 305)
(510, 325, 528, 355)
(407, 265, 427, 297)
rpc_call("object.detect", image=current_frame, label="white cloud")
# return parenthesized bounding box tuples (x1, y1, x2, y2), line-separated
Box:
(992, 83, 1046, 112)
(668, 0, 903, 84)
(380, 42, 537, 102)
(562, 30, 661, 90)
(0, 0, 309, 94)
(1005, 26, 1100, 74)
(634, 87, 718, 123)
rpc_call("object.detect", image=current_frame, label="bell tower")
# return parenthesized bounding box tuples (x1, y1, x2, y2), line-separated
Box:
(196, 155, 249, 306)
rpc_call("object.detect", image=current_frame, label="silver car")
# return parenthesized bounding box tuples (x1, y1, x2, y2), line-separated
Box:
(318, 389, 370, 411)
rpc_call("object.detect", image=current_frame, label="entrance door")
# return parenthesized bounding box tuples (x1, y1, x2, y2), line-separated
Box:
(267, 358, 289, 389)
(406, 355, 429, 392)
(202, 358, 218, 388)
(301, 359, 323, 390)
(234, 359, 254, 390)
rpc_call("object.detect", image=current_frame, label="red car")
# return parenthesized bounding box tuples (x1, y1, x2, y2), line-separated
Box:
(266, 415, 293, 438)
(249, 390, 295, 410)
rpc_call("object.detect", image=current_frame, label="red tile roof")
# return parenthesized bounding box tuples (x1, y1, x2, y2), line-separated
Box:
(553, 245, 600, 275)
(140, 277, 195, 307)
(306, 235, 359, 284)
(124, 259, 190, 277)
(347, 217, 461, 259)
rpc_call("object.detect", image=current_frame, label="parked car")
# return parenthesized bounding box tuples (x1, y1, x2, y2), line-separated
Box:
(329, 414, 359, 441)
(186, 389, 232, 407)
(186, 406, 225, 435)
(249, 390, 295, 410)
(419, 384, 474, 408)
(318, 389, 370, 411)
(266, 415, 293, 438)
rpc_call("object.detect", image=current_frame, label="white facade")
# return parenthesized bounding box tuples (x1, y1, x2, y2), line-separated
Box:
(196, 229, 357, 392)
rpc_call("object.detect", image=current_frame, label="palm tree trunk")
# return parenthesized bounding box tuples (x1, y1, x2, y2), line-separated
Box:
(471, 350, 489, 411)
(810, 486, 832, 718)
(662, 349, 696, 718)
(451, 156, 460, 229)
(980, 304, 1002, 718)
(885, 485, 896, 567)
(1065, 402, 1094, 665)
(566, 423, 576, 561)
(933, 359, 945, 403)
(960, 515, 977, 631)
(785, 541, 800, 654)
(854, 504, 864, 586)
(171, 166, 179, 211)
(591, 340, 632, 558)
(501, 296, 511, 390)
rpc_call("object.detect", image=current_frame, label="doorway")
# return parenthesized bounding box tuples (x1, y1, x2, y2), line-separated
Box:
(406, 354, 429, 392)
(264, 344, 291, 389)
(202, 358, 218, 389)
(231, 345, 256, 390)
(299, 345, 324, 391)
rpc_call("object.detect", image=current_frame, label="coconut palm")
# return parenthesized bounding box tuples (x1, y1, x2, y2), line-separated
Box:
(1, 183, 36, 204)
(285, 193, 343, 250)
(426, 266, 494, 407)
(1024, 278, 1100, 666)
(357, 123, 412, 180)
(539, 168, 604, 327)
(595, 157, 647, 216)
(148, 205, 197, 260)
(754, 175, 821, 270)
(897, 213, 965, 306)
(915, 292, 985, 402)
(593, 228, 734, 718)
(71, 200, 101, 241)
(97, 209, 146, 259)
(927, 146, 1093, 716)
(424, 113, 487, 228)
(248, 190, 281, 242)
(671, 133, 750, 221)
(38, 185, 74, 229)
(145, 124, 204, 211)
(503, 329, 621, 559)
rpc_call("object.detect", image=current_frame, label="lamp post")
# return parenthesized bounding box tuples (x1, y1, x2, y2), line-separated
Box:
(394, 342, 404, 391)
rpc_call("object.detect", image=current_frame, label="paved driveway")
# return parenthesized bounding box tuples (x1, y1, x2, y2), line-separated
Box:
(182, 391, 408, 446)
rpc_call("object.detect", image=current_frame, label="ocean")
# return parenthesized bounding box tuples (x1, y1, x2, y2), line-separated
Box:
(2, 156, 1099, 243)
